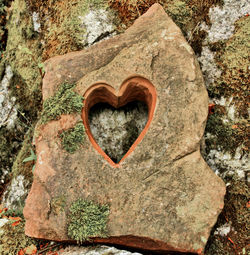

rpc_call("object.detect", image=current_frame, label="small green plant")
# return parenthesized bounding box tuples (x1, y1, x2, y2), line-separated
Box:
(18, 46, 45, 78)
(41, 83, 83, 124)
(0, 1, 6, 14)
(60, 122, 85, 153)
(67, 199, 109, 244)
(23, 148, 37, 173)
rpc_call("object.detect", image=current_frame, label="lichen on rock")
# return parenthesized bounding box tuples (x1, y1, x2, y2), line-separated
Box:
(41, 83, 83, 124)
(5, 0, 43, 101)
(67, 199, 109, 243)
(79, 8, 116, 46)
(60, 122, 85, 154)
(197, 0, 249, 182)
(2, 175, 29, 211)
(1, 125, 35, 210)
(40, 0, 116, 58)
(198, 46, 221, 86)
(0, 65, 16, 129)
(206, 0, 249, 42)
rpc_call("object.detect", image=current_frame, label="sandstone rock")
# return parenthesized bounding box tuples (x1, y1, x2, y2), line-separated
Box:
(23, 4, 226, 254)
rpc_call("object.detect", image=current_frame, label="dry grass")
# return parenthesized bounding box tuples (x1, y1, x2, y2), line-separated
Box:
(108, 0, 223, 55)
(108, 0, 223, 26)
(108, 0, 159, 26)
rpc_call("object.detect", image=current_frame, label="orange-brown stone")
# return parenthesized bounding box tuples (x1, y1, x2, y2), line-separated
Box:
(23, 4, 226, 254)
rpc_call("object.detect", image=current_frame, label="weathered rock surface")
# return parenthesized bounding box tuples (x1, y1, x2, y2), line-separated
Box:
(23, 4, 226, 254)
(59, 245, 142, 255)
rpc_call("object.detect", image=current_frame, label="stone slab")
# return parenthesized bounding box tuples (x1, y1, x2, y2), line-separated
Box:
(23, 4, 226, 254)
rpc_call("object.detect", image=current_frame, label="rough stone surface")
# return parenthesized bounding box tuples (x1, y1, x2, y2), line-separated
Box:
(79, 8, 115, 46)
(24, 4, 226, 254)
(59, 245, 142, 255)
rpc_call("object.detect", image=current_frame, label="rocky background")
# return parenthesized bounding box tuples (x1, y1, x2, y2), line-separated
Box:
(0, 0, 249, 254)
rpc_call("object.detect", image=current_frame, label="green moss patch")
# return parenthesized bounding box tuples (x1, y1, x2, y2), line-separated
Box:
(67, 199, 109, 243)
(206, 16, 249, 159)
(210, 16, 249, 118)
(5, 0, 43, 103)
(41, 83, 83, 124)
(205, 107, 248, 156)
(60, 122, 85, 154)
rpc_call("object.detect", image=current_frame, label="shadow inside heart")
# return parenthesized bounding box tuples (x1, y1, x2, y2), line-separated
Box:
(89, 101, 148, 163)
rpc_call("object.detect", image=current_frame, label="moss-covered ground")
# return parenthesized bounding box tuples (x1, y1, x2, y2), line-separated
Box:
(0, 0, 11, 58)
(205, 15, 249, 160)
(0, 0, 248, 254)
(0, 220, 36, 255)
(25, 0, 112, 59)
(0, 0, 42, 196)
(205, 178, 249, 255)
(5, 0, 43, 106)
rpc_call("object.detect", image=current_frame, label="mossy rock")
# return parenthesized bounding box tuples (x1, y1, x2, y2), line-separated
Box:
(41, 82, 83, 124)
(51, 195, 67, 215)
(205, 109, 239, 155)
(60, 122, 85, 153)
(67, 199, 109, 243)
(5, 0, 42, 99)
(35, 0, 109, 59)
(209, 16, 249, 117)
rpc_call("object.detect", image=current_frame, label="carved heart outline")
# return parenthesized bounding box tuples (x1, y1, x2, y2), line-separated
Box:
(82, 76, 157, 167)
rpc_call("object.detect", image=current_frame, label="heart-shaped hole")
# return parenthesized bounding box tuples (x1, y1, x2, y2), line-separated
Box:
(89, 101, 148, 163)
(82, 76, 157, 167)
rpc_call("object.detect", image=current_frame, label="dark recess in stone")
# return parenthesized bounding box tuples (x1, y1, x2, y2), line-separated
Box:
(88, 101, 148, 163)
